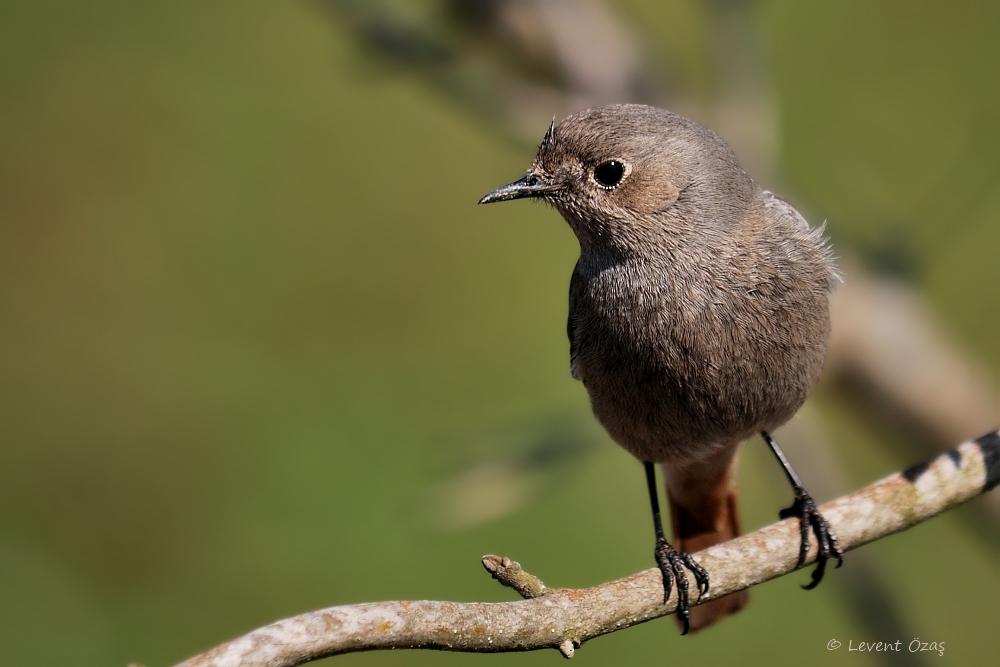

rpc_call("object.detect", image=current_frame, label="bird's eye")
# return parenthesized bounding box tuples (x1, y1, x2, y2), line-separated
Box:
(593, 160, 626, 189)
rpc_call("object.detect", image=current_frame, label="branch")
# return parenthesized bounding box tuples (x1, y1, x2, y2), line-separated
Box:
(172, 431, 1000, 667)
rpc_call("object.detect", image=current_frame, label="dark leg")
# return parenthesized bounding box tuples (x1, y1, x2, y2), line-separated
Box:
(644, 461, 709, 635)
(760, 431, 843, 589)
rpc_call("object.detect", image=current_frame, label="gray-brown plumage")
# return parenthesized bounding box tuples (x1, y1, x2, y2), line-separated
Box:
(480, 104, 841, 633)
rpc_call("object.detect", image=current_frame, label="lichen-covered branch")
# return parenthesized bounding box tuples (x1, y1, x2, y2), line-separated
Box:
(173, 432, 1000, 667)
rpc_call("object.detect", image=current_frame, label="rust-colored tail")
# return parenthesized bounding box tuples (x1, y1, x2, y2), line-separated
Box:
(663, 445, 749, 632)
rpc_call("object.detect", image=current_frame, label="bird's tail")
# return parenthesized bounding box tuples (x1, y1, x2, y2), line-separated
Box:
(663, 446, 749, 632)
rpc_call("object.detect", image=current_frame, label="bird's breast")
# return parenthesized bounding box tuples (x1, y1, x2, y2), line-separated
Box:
(569, 258, 828, 461)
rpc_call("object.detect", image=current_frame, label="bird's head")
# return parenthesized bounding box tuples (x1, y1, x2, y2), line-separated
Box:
(479, 104, 756, 255)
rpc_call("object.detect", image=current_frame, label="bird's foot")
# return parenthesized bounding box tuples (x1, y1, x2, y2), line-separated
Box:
(654, 537, 709, 635)
(779, 488, 843, 589)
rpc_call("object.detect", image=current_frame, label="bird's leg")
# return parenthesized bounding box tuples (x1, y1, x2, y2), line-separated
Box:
(760, 431, 843, 589)
(644, 461, 709, 635)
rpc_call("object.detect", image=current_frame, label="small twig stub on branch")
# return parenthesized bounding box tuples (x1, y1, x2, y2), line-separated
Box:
(481, 555, 547, 599)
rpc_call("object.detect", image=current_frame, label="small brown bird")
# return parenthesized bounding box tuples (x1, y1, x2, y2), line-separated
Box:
(480, 105, 842, 633)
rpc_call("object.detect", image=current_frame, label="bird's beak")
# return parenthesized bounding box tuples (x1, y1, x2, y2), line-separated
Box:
(478, 173, 560, 205)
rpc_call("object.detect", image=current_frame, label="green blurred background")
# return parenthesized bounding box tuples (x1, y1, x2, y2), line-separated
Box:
(1, 1, 999, 665)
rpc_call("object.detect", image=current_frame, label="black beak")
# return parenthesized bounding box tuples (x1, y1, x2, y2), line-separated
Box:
(478, 173, 560, 205)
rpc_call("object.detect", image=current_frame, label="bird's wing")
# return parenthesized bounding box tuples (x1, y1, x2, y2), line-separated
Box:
(568, 264, 582, 380)
(761, 190, 810, 231)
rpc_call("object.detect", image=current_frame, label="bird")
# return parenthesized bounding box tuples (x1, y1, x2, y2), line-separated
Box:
(479, 104, 843, 634)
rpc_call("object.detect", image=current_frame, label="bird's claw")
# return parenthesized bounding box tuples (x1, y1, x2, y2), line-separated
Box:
(780, 489, 843, 589)
(654, 537, 710, 635)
